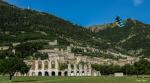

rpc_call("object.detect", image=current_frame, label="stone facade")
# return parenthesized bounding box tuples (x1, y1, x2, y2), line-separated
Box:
(15, 48, 100, 77)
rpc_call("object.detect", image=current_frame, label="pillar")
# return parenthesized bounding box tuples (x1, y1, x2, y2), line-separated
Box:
(55, 60, 59, 69)
(68, 64, 71, 76)
(79, 64, 83, 76)
(84, 64, 87, 76)
(49, 60, 51, 69)
(42, 61, 45, 76)
(74, 64, 77, 76)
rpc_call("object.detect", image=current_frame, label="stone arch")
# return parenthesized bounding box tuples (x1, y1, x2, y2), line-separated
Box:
(45, 71, 49, 76)
(71, 71, 74, 76)
(51, 71, 55, 76)
(58, 72, 62, 76)
(82, 71, 85, 76)
(38, 61, 42, 70)
(71, 71, 74, 73)
(76, 71, 80, 76)
(32, 72, 35, 76)
(44, 61, 49, 70)
(51, 61, 55, 69)
(38, 72, 42, 76)
(64, 71, 68, 76)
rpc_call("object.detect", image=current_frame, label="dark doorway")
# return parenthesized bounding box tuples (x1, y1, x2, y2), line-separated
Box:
(45, 72, 49, 76)
(64, 71, 68, 76)
(58, 72, 62, 76)
(51, 71, 55, 76)
(38, 72, 42, 76)
(82, 71, 85, 73)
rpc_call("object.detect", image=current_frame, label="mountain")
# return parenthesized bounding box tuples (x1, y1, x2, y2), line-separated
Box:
(88, 18, 148, 32)
(0, 0, 150, 59)
(89, 19, 150, 57)
(0, 0, 94, 46)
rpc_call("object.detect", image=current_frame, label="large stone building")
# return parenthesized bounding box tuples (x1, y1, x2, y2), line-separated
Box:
(15, 45, 101, 76)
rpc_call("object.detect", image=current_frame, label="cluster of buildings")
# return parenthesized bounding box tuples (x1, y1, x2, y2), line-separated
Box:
(0, 40, 139, 77)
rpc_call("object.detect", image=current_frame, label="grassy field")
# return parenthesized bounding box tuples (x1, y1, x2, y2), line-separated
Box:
(0, 76, 150, 83)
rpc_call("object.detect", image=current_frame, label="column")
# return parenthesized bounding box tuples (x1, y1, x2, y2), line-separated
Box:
(35, 61, 38, 76)
(79, 64, 83, 76)
(35, 61, 38, 70)
(74, 64, 77, 76)
(84, 64, 87, 76)
(68, 64, 71, 76)
(49, 60, 51, 69)
(42, 61, 44, 76)
(55, 60, 59, 69)
(88, 64, 92, 76)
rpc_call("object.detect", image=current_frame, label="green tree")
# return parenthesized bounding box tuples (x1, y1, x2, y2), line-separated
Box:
(134, 59, 150, 77)
(59, 63, 68, 70)
(0, 57, 30, 80)
(122, 64, 135, 75)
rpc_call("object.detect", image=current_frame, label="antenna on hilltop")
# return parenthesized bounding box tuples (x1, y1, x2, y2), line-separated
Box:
(27, 0, 31, 10)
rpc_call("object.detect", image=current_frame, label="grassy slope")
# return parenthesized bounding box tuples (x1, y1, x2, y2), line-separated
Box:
(0, 76, 150, 83)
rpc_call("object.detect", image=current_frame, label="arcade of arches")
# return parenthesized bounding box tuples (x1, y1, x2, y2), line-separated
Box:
(15, 60, 101, 76)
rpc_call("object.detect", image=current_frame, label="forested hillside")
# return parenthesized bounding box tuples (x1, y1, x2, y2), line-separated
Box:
(0, 0, 150, 58)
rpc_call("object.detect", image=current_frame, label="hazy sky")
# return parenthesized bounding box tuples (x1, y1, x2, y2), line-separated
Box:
(6, 0, 150, 26)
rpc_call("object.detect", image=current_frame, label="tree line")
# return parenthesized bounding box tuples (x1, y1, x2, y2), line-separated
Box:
(92, 59, 150, 76)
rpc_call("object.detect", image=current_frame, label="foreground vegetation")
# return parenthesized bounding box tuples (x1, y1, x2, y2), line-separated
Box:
(92, 59, 150, 76)
(0, 76, 150, 83)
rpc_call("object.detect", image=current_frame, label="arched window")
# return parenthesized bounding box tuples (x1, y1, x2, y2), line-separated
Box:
(51, 61, 55, 69)
(44, 61, 48, 70)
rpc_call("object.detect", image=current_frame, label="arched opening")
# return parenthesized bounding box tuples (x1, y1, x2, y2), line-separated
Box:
(51, 71, 55, 76)
(71, 71, 74, 74)
(32, 72, 35, 76)
(77, 71, 80, 76)
(64, 71, 68, 76)
(38, 72, 42, 76)
(38, 61, 42, 70)
(71, 71, 74, 76)
(82, 71, 85, 76)
(58, 72, 62, 76)
(82, 71, 85, 73)
(44, 61, 48, 70)
(51, 61, 55, 69)
(45, 71, 49, 76)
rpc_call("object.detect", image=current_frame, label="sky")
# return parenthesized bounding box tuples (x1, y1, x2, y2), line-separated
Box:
(5, 0, 150, 26)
